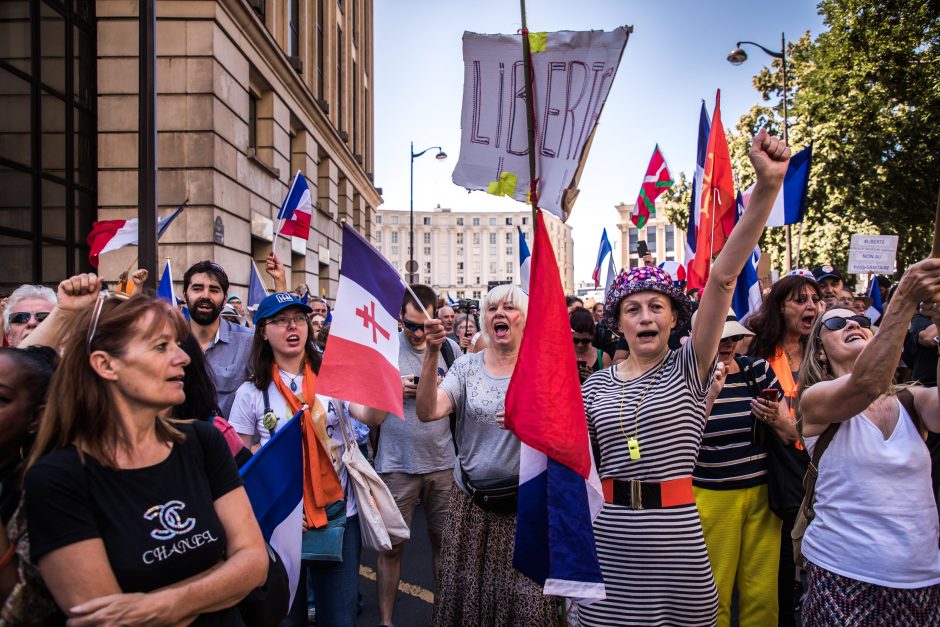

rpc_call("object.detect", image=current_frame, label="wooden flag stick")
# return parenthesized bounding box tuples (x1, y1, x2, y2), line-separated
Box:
(519, 0, 539, 227)
(932, 182, 940, 258)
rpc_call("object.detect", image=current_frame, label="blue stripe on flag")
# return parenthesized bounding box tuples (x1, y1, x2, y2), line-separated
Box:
(240, 412, 304, 540)
(782, 145, 812, 225)
(156, 259, 174, 304)
(340, 223, 402, 318)
(518, 226, 531, 293)
(277, 172, 309, 220)
(687, 101, 711, 255)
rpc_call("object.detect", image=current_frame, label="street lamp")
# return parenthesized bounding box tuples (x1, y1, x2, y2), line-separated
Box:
(728, 32, 791, 268)
(409, 142, 447, 284)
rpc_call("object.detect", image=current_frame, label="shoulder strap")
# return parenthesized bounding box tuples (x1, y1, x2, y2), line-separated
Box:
(261, 386, 276, 438)
(441, 339, 456, 369)
(898, 388, 928, 441)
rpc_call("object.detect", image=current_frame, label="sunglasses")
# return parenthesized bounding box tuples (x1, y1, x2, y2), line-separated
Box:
(401, 318, 425, 333)
(821, 315, 872, 332)
(572, 337, 592, 345)
(86, 291, 132, 352)
(9, 311, 50, 325)
(721, 334, 746, 343)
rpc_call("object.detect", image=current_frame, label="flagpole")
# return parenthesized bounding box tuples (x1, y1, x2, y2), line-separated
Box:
(399, 279, 433, 321)
(519, 0, 539, 227)
(273, 171, 301, 248)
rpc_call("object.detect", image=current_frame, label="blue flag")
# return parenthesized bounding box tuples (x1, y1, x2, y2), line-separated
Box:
(156, 259, 174, 304)
(240, 409, 305, 609)
(686, 101, 711, 261)
(518, 226, 531, 293)
(732, 191, 762, 322)
(866, 277, 884, 323)
(247, 259, 268, 310)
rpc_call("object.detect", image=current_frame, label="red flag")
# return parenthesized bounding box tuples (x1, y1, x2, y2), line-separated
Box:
(689, 90, 736, 288)
(505, 210, 591, 478)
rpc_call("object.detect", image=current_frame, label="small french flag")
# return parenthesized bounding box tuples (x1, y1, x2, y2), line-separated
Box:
(277, 171, 313, 240)
(86, 201, 187, 268)
(518, 226, 531, 293)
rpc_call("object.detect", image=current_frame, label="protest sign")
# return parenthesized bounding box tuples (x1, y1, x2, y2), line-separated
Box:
(847, 234, 899, 274)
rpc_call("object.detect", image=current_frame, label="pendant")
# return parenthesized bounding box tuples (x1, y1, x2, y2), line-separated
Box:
(290, 380, 298, 392)
(627, 437, 641, 461)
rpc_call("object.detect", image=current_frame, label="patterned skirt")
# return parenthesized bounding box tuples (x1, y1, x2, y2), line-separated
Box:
(803, 561, 940, 626)
(431, 485, 561, 627)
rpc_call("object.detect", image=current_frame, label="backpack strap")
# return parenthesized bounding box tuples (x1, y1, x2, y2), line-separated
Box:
(440, 340, 460, 455)
(261, 386, 276, 439)
(897, 388, 928, 441)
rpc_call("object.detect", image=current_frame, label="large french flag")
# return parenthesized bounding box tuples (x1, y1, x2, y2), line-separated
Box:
(505, 210, 605, 603)
(731, 191, 763, 323)
(518, 226, 531, 293)
(277, 171, 313, 240)
(240, 408, 305, 609)
(743, 145, 813, 227)
(316, 223, 405, 417)
(685, 101, 710, 280)
(86, 201, 186, 268)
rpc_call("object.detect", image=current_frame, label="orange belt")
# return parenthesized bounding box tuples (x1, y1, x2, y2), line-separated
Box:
(601, 476, 694, 510)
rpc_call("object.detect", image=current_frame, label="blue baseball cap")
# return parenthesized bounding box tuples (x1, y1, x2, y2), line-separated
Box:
(253, 292, 312, 323)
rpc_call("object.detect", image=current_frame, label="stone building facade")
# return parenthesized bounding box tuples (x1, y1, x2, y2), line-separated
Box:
(375, 206, 575, 300)
(0, 0, 379, 300)
(615, 202, 687, 270)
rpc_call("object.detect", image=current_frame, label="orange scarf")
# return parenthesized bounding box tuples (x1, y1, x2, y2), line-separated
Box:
(271, 363, 344, 528)
(767, 347, 804, 451)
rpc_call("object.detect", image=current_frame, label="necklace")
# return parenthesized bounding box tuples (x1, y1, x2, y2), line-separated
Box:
(281, 369, 302, 392)
(616, 355, 669, 461)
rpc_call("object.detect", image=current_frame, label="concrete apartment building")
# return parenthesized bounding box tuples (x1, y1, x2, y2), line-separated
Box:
(0, 0, 379, 298)
(375, 207, 575, 300)
(615, 202, 686, 270)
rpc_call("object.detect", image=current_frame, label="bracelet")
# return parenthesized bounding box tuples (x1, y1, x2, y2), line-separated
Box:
(0, 542, 15, 570)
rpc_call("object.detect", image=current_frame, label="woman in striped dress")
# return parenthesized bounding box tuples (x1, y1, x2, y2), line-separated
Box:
(575, 128, 791, 627)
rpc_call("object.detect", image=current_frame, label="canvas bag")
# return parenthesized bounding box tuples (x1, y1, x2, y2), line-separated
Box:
(336, 404, 410, 552)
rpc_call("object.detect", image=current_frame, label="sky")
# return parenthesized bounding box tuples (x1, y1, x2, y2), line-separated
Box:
(372, 0, 827, 283)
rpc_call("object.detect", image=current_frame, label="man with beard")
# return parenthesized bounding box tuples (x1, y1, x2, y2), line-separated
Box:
(811, 264, 845, 309)
(183, 260, 255, 417)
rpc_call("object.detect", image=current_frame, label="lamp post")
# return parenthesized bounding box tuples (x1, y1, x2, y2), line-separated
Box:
(727, 32, 791, 269)
(409, 142, 447, 284)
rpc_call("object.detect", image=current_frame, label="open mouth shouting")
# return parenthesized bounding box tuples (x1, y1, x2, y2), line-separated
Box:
(285, 332, 302, 348)
(844, 330, 866, 344)
(636, 330, 659, 343)
(492, 320, 510, 340)
(800, 313, 816, 331)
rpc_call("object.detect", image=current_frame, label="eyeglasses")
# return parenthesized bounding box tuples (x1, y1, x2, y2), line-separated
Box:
(821, 315, 871, 332)
(401, 318, 424, 333)
(87, 291, 132, 352)
(721, 334, 746, 343)
(572, 337, 593, 345)
(268, 314, 308, 328)
(9, 311, 50, 325)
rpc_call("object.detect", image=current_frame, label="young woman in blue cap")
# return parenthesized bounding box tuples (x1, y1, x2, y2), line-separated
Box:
(574, 129, 791, 627)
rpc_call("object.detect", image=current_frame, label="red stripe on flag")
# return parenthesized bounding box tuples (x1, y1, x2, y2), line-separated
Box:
(280, 210, 311, 240)
(316, 335, 403, 418)
(86, 219, 127, 268)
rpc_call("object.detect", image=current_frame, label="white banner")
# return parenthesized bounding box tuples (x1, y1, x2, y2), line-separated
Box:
(452, 29, 630, 219)
(848, 234, 899, 274)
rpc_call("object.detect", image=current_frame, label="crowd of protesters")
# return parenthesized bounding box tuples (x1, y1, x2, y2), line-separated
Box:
(0, 128, 938, 627)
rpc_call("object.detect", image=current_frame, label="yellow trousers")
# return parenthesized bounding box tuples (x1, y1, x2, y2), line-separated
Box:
(694, 483, 781, 627)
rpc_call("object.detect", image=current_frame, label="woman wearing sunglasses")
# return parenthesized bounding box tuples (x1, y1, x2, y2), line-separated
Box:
(796, 259, 940, 624)
(571, 307, 611, 383)
(692, 309, 788, 626)
(24, 292, 268, 625)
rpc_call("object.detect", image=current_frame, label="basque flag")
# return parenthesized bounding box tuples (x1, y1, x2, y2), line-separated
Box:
(731, 191, 763, 322)
(87, 200, 187, 268)
(866, 276, 884, 323)
(505, 210, 605, 603)
(592, 229, 612, 288)
(518, 226, 532, 293)
(685, 101, 710, 278)
(240, 408, 305, 611)
(743, 145, 813, 227)
(317, 224, 406, 417)
(156, 259, 174, 304)
(277, 171, 313, 240)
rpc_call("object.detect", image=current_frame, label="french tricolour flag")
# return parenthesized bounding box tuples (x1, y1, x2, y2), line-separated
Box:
(506, 210, 605, 604)
(685, 101, 710, 273)
(732, 191, 763, 322)
(518, 226, 532, 293)
(592, 230, 612, 288)
(156, 259, 174, 304)
(743, 145, 813, 227)
(866, 276, 883, 324)
(277, 171, 313, 240)
(316, 224, 405, 418)
(240, 408, 305, 610)
(86, 201, 186, 268)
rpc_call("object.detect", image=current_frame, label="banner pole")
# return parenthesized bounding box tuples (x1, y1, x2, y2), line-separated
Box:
(519, 0, 539, 228)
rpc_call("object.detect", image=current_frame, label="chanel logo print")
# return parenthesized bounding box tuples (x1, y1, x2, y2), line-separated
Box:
(144, 500, 197, 541)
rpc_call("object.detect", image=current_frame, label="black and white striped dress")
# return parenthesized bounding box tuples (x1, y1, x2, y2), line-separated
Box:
(576, 341, 718, 627)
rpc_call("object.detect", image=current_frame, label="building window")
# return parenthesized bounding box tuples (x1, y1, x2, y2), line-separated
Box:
(375, 231, 382, 242)
(473, 290, 482, 299)
(522, 217, 528, 225)
(629, 227, 638, 255)
(456, 233, 464, 245)
(489, 262, 497, 274)
(506, 262, 513, 274)
(457, 217, 464, 226)
(288, 0, 300, 59)
(248, 91, 259, 149)
(457, 262, 464, 270)
(505, 232, 513, 244)
(457, 247, 463, 256)
(488, 233, 497, 245)
(458, 276, 464, 285)
(475, 277, 481, 285)
(665, 225, 676, 255)
(423, 246, 431, 255)
(423, 232, 431, 244)
(457, 291, 465, 299)
(316, 0, 325, 100)
(423, 216, 431, 225)
(336, 25, 344, 131)
(489, 217, 496, 225)
(648, 233, 657, 253)
(473, 233, 480, 245)
(425, 262, 431, 273)
(505, 246, 513, 256)
(505, 217, 513, 225)
(473, 217, 480, 226)
(390, 215, 399, 225)
(391, 232, 398, 244)
(376, 215, 382, 224)
(376, 245, 382, 253)
(488, 247, 496, 256)
(472, 247, 480, 255)
(391, 246, 399, 255)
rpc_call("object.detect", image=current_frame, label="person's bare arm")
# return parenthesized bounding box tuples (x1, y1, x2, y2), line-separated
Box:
(348, 402, 388, 427)
(265, 253, 288, 293)
(801, 260, 940, 436)
(19, 273, 101, 350)
(416, 319, 455, 422)
(917, 322, 938, 347)
(64, 487, 267, 626)
(692, 129, 790, 384)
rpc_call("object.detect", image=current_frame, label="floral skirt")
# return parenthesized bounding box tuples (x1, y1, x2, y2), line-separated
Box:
(431, 485, 560, 627)
(802, 561, 940, 626)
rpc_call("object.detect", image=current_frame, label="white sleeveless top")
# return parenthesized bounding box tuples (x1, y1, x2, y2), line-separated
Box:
(803, 400, 940, 588)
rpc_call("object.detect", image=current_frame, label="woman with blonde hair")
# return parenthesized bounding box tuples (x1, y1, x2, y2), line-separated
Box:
(796, 258, 940, 624)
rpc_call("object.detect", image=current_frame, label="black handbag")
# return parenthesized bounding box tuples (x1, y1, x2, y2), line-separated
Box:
(461, 469, 518, 515)
(236, 541, 291, 627)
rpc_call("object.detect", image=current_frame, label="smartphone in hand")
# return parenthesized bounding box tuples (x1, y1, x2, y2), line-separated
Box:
(759, 388, 782, 402)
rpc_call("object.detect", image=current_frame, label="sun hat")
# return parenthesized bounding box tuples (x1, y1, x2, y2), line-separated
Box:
(253, 292, 312, 324)
(691, 308, 754, 340)
(602, 265, 692, 332)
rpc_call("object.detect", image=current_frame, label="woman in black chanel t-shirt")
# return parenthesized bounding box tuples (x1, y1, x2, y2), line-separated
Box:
(24, 292, 267, 625)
